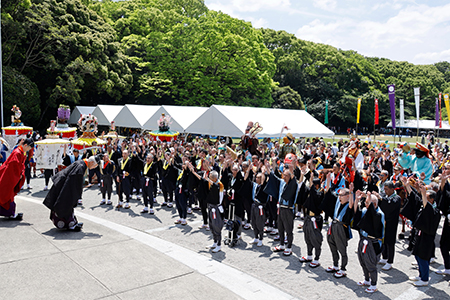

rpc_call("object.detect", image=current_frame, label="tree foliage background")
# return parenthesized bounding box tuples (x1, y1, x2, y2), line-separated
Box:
(2, 0, 450, 131)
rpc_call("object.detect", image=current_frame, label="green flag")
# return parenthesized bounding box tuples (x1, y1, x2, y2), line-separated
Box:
(325, 99, 329, 124)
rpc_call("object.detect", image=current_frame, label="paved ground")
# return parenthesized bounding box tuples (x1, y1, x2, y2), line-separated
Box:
(1, 176, 450, 300)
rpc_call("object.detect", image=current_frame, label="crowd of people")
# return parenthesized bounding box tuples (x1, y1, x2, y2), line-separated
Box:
(1, 129, 449, 294)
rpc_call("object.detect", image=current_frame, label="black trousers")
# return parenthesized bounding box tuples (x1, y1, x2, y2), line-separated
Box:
(278, 208, 294, 248)
(44, 169, 53, 186)
(382, 242, 395, 264)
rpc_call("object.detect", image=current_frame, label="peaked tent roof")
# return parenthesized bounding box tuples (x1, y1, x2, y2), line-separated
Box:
(113, 104, 160, 128)
(142, 105, 209, 131)
(68, 106, 96, 124)
(185, 105, 334, 138)
(92, 105, 124, 126)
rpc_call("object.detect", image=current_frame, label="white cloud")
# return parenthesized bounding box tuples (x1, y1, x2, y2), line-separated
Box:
(414, 49, 450, 64)
(247, 17, 269, 28)
(313, 0, 337, 11)
(230, 0, 291, 12)
(296, 3, 450, 63)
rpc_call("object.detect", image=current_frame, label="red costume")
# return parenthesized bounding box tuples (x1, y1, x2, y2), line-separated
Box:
(0, 146, 26, 211)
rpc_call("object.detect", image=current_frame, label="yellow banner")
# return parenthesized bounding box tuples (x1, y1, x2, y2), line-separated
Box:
(445, 94, 450, 124)
(357, 98, 361, 124)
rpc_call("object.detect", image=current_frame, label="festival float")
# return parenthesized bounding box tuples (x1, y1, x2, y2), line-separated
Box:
(2, 105, 33, 153)
(101, 121, 125, 141)
(148, 113, 179, 142)
(46, 105, 77, 139)
(35, 120, 70, 170)
(71, 114, 106, 150)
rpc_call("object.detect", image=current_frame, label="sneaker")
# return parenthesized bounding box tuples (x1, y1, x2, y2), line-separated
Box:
(141, 208, 149, 213)
(436, 269, 450, 275)
(272, 245, 285, 252)
(149, 208, 154, 214)
(257, 240, 263, 247)
(365, 286, 378, 293)
(297, 223, 303, 229)
(212, 246, 221, 253)
(100, 199, 106, 205)
(249, 238, 259, 245)
(193, 206, 200, 210)
(124, 202, 130, 209)
(78, 199, 83, 205)
(116, 202, 123, 208)
(357, 280, 370, 286)
(206, 243, 217, 249)
(162, 202, 167, 206)
(378, 258, 388, 265)
(265, 226, 273, 233)
(187, 207, 192, 214)
(382, 263, 392, 271)
(295, 211, 301, 218)
(243, 223, 251, 230)
(413, 280, 428, 287)
(205, 225, 210, 231)
(27, 185, 32, 189)
(309, 260, 320, 268)
(411, 261, 418, 266)
(283, 248, 292, 256)
(326, 266, 339, 273)
(86, 184, 93, 188)
(299, 256, 313, 263)
(430, 257, 438, 264)
(334, 270, 347, 278)
(236, 235, 242, 240)
(174, 219, 181, 224)
(181, 219, 187, 226)
(270, 229, 278, 235)
(167, 203, 173, 208)
(409, 276, 420, 281)
(198, 224, 208, 229)
(106, 200, 112, 205)
(153, 198, 157, 203)
(273, 235, 280, 241)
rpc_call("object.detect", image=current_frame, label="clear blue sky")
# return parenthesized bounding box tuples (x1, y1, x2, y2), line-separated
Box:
(204, 0, 450, 65)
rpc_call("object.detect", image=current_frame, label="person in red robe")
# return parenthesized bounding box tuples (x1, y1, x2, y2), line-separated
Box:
(0, 138, 35, 220)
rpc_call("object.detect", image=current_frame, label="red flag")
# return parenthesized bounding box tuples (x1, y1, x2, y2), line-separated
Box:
(374, 99, 379, 125)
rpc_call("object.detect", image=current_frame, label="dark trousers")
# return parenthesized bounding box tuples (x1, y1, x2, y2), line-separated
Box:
(162, 179, 174, 203)
(382, 242, 395, 264)
(278, 208, 294, 248)
(175, 190, 188, 219)
(44, 169, 53, 186)
(200, 198, 208, 225)
(142, 178, 154, 208)
(441, 242, 450, 269)
(0, 201, 15, 217)
(25, 166, 31, 184)
(117, 177, 131, 202)
(267, 196, 278, 229)
(100, 175, 113, 200)
(415, 255, 430, 282)
(89, 167, 101, 184)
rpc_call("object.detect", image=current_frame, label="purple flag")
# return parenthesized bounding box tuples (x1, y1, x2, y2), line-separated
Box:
(388, 84, 396, 129)
(436, 98, 440, 127)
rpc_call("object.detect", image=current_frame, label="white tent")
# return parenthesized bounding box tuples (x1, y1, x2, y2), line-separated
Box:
(142, 105, 208, 132)
(113, 104, 160, 128)
(68, 106, 95, 124)
(92, 105, 124, 126)
(387, 119, 450, 130)
(185, 105, 334, 137)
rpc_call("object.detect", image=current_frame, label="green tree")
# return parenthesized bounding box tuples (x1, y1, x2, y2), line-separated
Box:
(271, 86, 304, 109)
(3, 66, 41, 126)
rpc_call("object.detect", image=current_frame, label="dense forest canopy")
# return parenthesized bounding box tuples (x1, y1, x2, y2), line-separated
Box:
(3, 0, 450, 131)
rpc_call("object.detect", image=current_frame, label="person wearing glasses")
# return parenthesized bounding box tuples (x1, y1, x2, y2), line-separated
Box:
(376, 170, 389, 196)
(325, 179, 355, 278)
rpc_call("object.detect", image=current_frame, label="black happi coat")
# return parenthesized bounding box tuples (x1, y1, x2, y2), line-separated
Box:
(378, 193, 401, 244)
(438, 187, 450, 249)
(43, 159, 87, 219)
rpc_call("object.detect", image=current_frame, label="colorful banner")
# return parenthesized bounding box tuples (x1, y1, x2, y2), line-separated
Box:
(414, 87, 420, 123)
(399, 98, 404, 127)
(444, 94, 450, 124)
(356, 98, 361, 124)
(439, 93, 442, 128)
(436, 98, 440, 127)
(374, 98, 379, 125)
(325, 99, 329, 124)
(388, 85, 396, 129)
